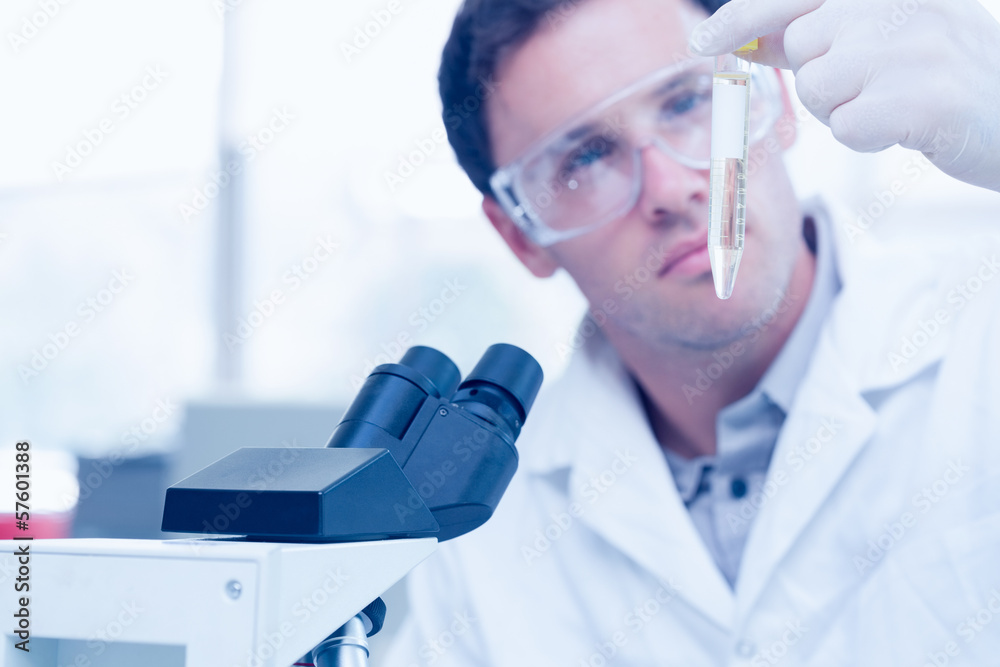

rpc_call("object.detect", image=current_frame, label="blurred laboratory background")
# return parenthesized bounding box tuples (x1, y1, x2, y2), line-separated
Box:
(1, 0, 999, 661)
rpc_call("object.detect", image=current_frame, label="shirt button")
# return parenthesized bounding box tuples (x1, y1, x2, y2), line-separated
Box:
(735, 639, 756, 658)
(730, 477, 748, 499)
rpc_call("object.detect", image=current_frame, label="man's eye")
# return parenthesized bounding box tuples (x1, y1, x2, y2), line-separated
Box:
(661, 89, 711, 118)
(562, 139, 615, 173)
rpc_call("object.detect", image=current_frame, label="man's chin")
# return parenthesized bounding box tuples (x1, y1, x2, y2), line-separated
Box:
(603, 301, 753, 352)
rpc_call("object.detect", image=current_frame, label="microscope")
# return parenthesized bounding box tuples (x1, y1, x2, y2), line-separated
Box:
(0, 344, 542, 667)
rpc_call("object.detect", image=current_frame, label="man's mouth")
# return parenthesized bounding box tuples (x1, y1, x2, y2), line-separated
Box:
(658, 237, 711, 278)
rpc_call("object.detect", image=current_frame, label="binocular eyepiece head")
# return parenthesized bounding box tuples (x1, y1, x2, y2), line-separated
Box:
(399, 343, 542, 443)
(329, 343, 543, 540)
(162, 343, 543, 543)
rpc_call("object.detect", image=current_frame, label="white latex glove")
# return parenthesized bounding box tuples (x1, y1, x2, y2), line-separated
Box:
(690, 0, 1000, 193)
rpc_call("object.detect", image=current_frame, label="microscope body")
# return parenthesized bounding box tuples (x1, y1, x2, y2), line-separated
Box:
(7, 344, 543, 667)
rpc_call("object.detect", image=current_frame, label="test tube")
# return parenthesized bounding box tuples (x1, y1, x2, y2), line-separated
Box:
(708, 40, 757, 300)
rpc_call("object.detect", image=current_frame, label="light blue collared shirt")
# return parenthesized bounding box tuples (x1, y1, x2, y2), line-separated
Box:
(663, 199, 842, 587)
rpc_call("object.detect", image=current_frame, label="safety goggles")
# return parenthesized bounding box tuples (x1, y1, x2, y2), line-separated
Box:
(489, 59, 783, 247)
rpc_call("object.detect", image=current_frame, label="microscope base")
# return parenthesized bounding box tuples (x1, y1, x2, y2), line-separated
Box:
(0, 537, 436, 667)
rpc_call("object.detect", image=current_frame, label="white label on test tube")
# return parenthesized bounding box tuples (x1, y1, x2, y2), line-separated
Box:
(711, 83, 747, 160)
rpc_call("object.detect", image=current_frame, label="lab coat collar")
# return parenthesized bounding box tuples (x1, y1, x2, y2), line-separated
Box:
(521, 329, 737, 630)
(822, 197, 953, 393)
(755, 199, 843, 414)
(735, 327, 878, 618)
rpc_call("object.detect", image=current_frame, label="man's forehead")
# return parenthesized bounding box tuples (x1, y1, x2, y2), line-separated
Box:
(486, 0, 708, 167)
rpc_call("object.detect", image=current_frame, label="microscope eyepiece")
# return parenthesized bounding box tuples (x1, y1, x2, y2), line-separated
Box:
(398, 345, 461, 398)
(452, 343, 544, 442)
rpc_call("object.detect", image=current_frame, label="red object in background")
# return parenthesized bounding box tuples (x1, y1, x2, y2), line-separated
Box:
(0, 512, 74, 539)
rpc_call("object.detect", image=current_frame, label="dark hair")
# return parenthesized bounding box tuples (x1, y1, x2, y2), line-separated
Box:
(438, 0, 730, 196)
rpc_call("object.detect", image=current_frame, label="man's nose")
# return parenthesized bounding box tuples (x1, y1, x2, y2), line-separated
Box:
(632, 140, 709, 226)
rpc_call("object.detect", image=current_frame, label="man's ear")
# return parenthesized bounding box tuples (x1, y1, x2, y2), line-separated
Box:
(482, 196, 559, 278)
(775, 67, 797, 150)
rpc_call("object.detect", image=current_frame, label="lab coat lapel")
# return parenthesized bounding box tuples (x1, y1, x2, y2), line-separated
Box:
(541, 333, 736, 631)
(568, 442, 736, 631)
(736, 330, 877, 615)
(734, 209, 969, 615)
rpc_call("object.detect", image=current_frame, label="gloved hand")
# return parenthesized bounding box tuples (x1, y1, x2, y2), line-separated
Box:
(690, 0, 1000, 193)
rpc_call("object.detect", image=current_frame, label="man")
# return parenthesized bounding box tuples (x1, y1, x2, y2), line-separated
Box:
(386, 0, 1000, 664)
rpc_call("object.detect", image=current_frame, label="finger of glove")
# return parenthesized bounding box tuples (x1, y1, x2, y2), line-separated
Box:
(793, 51, 870, 127)
(740, 32, 791, 70)
(689, 0, 825, 56)
(828, 86, 931, 154)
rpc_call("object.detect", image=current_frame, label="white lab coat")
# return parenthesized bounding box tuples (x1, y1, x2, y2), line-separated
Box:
(384, 208, 1000, 667)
